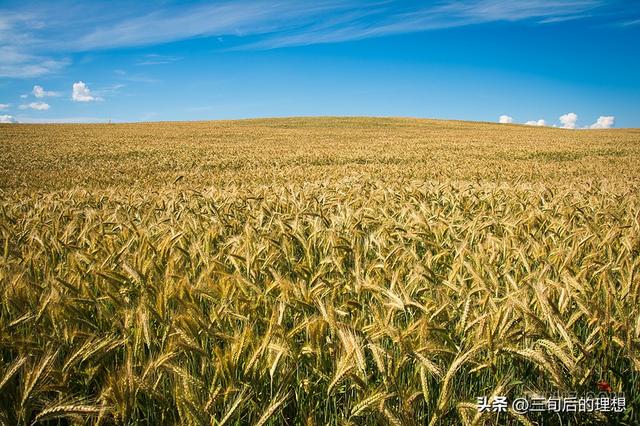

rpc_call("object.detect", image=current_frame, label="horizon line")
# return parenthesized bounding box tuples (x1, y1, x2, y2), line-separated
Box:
(2, 115, 635, 130)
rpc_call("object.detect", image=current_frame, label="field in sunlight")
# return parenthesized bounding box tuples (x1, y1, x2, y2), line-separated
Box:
(1, 118, 639, 425)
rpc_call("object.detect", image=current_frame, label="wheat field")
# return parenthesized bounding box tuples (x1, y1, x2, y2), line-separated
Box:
(1, 117, 639, 425)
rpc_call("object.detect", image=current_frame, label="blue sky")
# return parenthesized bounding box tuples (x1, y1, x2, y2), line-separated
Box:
(0, 0, 639, 127)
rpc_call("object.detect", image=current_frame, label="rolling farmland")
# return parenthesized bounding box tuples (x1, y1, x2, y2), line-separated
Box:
(1, 117, 639, 425)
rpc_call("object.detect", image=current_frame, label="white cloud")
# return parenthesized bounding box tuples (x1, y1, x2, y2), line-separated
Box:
(72, 81, 101, 102)
(589, 116, 615, 129)
(0, 103, 9, 110)
(19, 101, 50, 110)
(559, 112, 578, 129)
(20, 94, 28, 99)
(525, 119, 547, 126)
(32, 85, 59, 98)
(0, 114, 17, 123)
(499, 115, 513, 124)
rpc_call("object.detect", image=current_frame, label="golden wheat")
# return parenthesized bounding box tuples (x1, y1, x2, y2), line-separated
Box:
(0, 117, 638, 424)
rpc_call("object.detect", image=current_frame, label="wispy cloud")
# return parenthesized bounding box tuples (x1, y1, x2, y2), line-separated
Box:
(19, 101, 50, 110)
(620, 18, 640, 27)
(0, 46, 69, 78)
(69, 1, 348, 51)
(136, 54, 182, 66)
(93, 83, 125, 98)
(538, 14, 592, 24)
(241, 0, 607, 49)
(0, 103, 9, 110)
(112, 69, 161, 83)
(0, 0, 612, 77)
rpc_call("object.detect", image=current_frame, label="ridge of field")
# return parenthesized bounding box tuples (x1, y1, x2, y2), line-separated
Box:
(0, 117, 639, 425)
